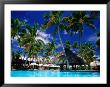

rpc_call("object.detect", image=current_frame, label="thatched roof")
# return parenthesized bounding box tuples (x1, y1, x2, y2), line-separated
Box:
(58, 48, 84, 65)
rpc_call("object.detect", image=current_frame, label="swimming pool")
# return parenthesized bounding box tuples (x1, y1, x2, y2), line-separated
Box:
(11, 70, 100, 77)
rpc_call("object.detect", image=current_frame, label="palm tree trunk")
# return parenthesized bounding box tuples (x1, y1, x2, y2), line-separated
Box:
(79, 31, 82, 50)
(79, 38, 82, 49)
(79, 25, 83, 49)
(58, 26, 65, 51)
(24, 49, 31, 69)
(57, 26, 69, 70)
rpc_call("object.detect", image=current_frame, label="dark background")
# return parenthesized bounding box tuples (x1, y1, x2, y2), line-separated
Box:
(0, 0, 109, 4)
(0, 0, 109, 87)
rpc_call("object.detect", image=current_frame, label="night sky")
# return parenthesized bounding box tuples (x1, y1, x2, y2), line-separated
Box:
(11, 11, 100, 58)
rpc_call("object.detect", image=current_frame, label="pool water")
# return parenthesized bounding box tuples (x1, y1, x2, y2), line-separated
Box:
(11, 70, 100, 77)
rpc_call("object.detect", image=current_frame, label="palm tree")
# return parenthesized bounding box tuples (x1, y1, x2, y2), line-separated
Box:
(72, 41, 79, 49)
(18, 24, 45, 68)
(11, 18, 45, 68)
(43, 39, 57, 64)
(41, 11, 70, 69)
(78, 42, 96, 69)
(63, 12, 99, 69)
(11, 18, 27, 68)
(11, 50, 22, 69)
(42, 11, 64, 50)
(11, 18, 20, 39)
(63, 11, 99, 48)
(64, 40, 71, 49)
(11, 18, 27, 40)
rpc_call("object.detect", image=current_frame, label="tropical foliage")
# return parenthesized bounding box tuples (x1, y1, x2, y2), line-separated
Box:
(63, 11, 99, 47)
(78, 42, 96, 65)
(11, 11, 100, 70)
(11, 18, 45, 67)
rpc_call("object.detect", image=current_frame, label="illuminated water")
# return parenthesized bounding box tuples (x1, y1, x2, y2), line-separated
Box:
(11, 70, 100, 77)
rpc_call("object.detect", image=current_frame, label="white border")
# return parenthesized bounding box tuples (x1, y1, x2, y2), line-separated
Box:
(4, 4, 107, 84)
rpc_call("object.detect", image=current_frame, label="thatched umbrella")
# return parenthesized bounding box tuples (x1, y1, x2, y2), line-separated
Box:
(64, 47, 84, 65)
(58, 48, 84, 70)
